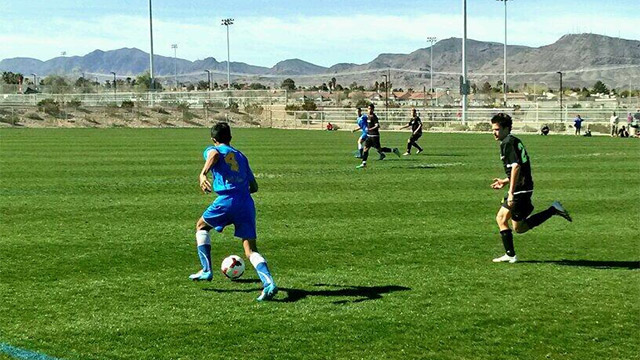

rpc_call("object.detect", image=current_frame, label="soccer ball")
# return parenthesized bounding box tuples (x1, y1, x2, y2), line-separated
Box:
(221, 255, 245, 280)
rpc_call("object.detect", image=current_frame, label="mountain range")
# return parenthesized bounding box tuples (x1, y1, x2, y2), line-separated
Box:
(1, 34, 638, 89)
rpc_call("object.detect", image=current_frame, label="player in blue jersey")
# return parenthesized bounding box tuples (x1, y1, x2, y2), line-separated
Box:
(351, 107, 368, 158)
(189, 122, 277, 301)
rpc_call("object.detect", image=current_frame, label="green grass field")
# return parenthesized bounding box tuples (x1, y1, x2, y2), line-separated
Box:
(1, 128, 638, 360)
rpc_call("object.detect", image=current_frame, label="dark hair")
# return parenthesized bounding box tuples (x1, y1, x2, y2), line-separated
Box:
(356, 107, 362, 111)
(490, 113, 512, 129)
(211, 122, 232, 143)
(368, 103, 375, 110)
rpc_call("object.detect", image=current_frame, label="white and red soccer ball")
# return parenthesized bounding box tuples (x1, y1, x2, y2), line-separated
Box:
(221, 255, 245, 280)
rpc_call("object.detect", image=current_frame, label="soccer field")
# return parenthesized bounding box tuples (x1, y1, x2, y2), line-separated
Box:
(1, 128, 638, 360)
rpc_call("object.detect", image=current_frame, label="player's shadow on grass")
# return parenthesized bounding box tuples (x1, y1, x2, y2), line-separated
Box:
(521, 260, 639, 270)
(204, 284, 411, 304)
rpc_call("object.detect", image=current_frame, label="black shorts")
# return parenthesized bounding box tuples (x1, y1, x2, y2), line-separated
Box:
(409, 133, 422, 142)
(502, 192, 534, 221)
(364, 136, 380, 149)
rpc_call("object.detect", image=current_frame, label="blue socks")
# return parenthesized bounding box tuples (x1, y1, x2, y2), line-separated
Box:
(250, 252, 274, 287)
(197, 244, 212, 272)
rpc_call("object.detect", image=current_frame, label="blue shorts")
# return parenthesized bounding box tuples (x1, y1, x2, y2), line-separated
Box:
(202, 193, 257, 239)
(360, 133, 368, 141)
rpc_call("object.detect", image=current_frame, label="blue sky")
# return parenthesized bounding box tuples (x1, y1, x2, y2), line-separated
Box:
(1, 0, 638, 67)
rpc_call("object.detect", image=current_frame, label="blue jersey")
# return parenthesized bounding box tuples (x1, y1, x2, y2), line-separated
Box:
(357, 115, 368, 135)
(203, 144, 255, 196)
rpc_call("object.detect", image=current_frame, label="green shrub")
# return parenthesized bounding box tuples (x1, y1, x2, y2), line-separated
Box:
(285, 104, 301, 115)
(227, 100, 239, 113)
(473, 122, 492, 132)
(452, 124, 470, 131)
(521, 125, 538, 133)
(37, 98, 61, 117)
(67, 99, 82, 108)
(245, 103, 264, 115)
(121, 100, 135, 110)
(176, 102, 190, 111)
(152, 107, 170, 115)
(26, 113, 44, 121)
(548, 122, 566, 132)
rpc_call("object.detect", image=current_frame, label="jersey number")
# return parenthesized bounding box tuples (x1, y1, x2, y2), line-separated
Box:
(224, 152, 240, 172)
(517, 143, 529, 163)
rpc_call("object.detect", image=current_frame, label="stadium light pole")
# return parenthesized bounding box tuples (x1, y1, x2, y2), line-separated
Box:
(30, 73, 37, 90)
(171, 44, 178, 90)
(382, 74, 388, 122)
(204, 70, 211, 90)
(148, 0, 155, 108)
(427, 36, 437, 99)
(111, 71, 117, 100)
(557, 71, 563, 122)
(221, 18, 234, 90)
(497, 0, 509, 107)
(461, 0, 468, 125)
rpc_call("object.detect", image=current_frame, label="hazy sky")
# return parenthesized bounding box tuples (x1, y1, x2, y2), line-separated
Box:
(1, 0, 638, 67)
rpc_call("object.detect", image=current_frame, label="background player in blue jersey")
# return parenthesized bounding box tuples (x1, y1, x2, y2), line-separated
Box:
(351, 107, 368, 158)
(190, 122, 277, 301)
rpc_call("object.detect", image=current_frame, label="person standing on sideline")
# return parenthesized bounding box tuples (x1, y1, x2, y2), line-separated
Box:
(610, 112, 619, 137)
(400, 107, 424, 155)
(489, 113, 572, 263)
(191, 122, 278, 301)
(573, 114, 583, 135)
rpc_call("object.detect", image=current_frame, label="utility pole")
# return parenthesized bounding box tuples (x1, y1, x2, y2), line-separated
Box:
(171, 44, 178, 90)
(148, 0, 155, 93)
(557, 71, 563, 123)
(382, 74, 388, 123)
(204, 70, 211, 90)
(497, 0, 509, 107)
(221, 18, 234, 90)
(461, 0, 468, 125)
(427, 36, 437, 103)
(111, 71, 117, 100)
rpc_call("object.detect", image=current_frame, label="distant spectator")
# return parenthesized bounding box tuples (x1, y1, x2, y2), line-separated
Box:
(583, 125, 592, 137)
(618, 126, 629, 138)
(628, 112, 633, 127)
(326, 122, 334, 131)
(629, 119, 639, 137)
(573, 115, 583, 135)
(610, 112, 619, 137)
(540, 124, 550, 136)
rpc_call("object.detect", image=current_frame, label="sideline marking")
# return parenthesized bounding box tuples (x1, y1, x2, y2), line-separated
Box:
(0, 342, 61, 360)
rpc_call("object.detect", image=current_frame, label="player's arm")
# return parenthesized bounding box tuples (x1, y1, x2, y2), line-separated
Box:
(491, 176, 509, 189)
(413, 122, 422, 135)
(368, 122, 379, 131)
(199, 149, 219, 193)
(506, 164, 521, 205)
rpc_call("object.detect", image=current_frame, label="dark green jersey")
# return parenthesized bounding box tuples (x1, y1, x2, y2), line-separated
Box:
(367, 114, 380, 136)
(500, 134, 534, 193)
(409, 116, 422, 134)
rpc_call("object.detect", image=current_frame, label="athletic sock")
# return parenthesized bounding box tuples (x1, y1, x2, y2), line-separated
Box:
(414, 143, 423, 152)
(500, 229, 515, 257)
(524, 206, 556, 229)
(362, 150, 369, 161)
(406, 143, 412, 152)
(380, 147, 392, 152)
(359, 148, 363, 157)
(249, 252, 274, 286)
(196, 230, 212, 272)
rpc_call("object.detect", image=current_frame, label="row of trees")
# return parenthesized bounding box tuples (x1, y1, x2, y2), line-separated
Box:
(3, 71, 638, 98)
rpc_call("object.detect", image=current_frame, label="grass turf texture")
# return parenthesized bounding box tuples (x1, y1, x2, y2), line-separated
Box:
(0, 128, 638, 360)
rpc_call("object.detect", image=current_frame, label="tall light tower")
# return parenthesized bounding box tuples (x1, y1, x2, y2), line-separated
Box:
(30, 73, 37, 89)
(111, 71, 117, 99)
(148, 0, 155, 93)
(204, 70, 211, 90)
(557, 71, 563, 122)
(427, 36, 437, 101)
(461, 0, 468, 125)
(221, 18, 234, 90)
(497, 0, 509, 107)
(171, 44, 178, 90)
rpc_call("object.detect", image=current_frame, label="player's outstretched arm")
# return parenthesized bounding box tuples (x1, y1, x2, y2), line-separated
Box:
(199, 149, 219, 193)
(491, 177, 509, 189)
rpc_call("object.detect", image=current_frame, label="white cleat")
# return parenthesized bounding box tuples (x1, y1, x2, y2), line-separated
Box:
(551, 201, 572, 222)
(492, 254, 518, 263)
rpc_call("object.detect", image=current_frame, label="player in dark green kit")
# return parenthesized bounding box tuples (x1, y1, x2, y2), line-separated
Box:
(490, 113, 572, 263)
(356, 103, 400, 169)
